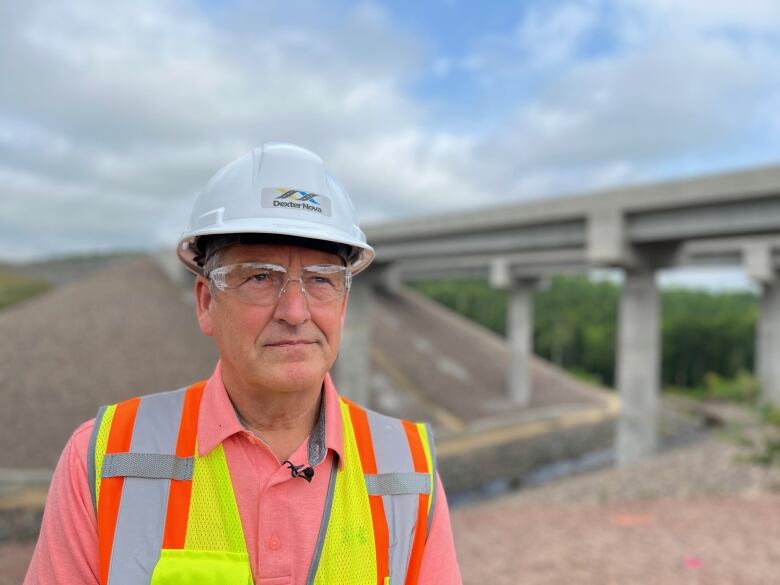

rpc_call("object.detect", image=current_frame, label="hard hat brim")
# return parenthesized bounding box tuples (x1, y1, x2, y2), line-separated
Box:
(177, 218, 376, 276)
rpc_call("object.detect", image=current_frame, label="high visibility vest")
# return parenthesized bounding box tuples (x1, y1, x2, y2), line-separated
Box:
(87, 381, 437, 585)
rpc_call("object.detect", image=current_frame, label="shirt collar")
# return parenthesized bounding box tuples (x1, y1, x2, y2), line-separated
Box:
(197, 361, 345, 467)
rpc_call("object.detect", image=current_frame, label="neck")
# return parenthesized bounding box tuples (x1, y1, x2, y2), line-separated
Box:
(222, 369, 323, 463)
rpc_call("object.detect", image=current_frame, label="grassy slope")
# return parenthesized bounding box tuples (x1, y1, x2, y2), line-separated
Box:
(0, 270, 52, 310)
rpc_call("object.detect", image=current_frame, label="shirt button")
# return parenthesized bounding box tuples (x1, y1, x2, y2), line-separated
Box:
(269, 534, 281, 551)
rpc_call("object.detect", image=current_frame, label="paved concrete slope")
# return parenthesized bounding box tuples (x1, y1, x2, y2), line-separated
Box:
(366, 285, 612, 434)
(0, 258, 218, 469)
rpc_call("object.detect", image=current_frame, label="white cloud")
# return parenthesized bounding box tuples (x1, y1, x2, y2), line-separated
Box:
(454, 0, 780, 197)
(1, 0, 780, 262)
(0, 0, 444, 259)
(515, 2, 598, 67)
(616, 0, 780, 38)
(331, 130, 478, 221)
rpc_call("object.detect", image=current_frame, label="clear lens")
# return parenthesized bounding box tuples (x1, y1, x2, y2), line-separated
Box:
(210, 262, 350, 304)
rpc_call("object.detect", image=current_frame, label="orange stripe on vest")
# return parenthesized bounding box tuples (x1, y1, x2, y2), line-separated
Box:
(402, 420, 430, 585)
(98, 396, 141, 585)
(162, 381, 206, 549)
(346, 399, 390, 585)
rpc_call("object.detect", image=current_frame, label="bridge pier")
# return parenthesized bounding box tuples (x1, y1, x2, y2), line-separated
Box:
(507, 278, 535, 406)
(489, 261, 535, 405)
(333, 269, 376, 405)
(744, 242, 780, 406)
(757, 281, 780, 405)
(616, 268, 660, 466)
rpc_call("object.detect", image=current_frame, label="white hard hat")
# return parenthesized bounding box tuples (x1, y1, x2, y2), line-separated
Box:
(177, 142, 375, 275)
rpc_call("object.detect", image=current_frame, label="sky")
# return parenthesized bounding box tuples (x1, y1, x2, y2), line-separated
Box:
(2, 0, 780, 289)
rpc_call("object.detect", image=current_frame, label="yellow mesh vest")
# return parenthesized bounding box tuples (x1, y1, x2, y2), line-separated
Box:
(93, 409, 250, 583)
(312, 400, 377, 583)
(185, 444, 246, 553)
(151, 445, 250, 584)
(92, 395, 436, 585)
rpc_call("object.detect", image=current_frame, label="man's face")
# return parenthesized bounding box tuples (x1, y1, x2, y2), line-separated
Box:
(194, 243, 348, 395)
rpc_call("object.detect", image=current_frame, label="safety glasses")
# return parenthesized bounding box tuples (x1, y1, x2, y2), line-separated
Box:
(208, 262, 351, 305)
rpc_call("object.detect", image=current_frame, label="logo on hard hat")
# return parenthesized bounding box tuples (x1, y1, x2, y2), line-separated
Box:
(260, 187, 332, 217)
(275, 189, 320, 204)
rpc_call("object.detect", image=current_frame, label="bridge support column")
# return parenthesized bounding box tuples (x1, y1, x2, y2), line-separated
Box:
(333, 269, 376, 405)
(757, 281, 780, 406)
(507, 278, 535, 406)
(616, 268, 660, 466)
(744, 243, 780, 406)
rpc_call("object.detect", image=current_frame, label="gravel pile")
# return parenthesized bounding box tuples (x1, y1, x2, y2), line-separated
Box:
(0, 257, 218, 469)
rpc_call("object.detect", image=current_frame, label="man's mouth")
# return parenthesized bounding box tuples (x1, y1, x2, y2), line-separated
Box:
(266, 339, 315, 347)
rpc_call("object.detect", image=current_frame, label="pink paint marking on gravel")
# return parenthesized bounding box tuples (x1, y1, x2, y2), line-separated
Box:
(684, 556, 703, 569)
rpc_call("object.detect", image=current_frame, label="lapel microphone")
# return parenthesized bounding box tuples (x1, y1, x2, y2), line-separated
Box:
(283, 460, 315, 483)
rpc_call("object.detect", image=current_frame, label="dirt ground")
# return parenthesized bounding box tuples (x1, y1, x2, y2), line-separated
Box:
(450, 432, 780, 585)
(453, 493, 780, 585)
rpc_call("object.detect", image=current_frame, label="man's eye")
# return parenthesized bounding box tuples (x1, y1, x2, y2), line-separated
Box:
(250, 272, 272, 283)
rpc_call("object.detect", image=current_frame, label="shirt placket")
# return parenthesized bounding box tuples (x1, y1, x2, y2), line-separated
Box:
(256, 469, 293, 584)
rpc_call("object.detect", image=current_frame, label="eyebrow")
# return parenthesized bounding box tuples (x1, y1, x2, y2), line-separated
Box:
(225, 260, 346, 268)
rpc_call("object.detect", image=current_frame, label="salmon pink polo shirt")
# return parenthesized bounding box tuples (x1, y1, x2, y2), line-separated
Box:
(24, 363, 462, 584)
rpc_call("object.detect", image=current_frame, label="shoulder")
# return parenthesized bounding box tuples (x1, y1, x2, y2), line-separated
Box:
(88, 386, 196, 457)
(100, 385, 191, 410)
(92, 386, 197, 432)
(89, 387, 192, 448)
(340, 398, 437, 451)
(89, 385, 198, 446)
(45, 418, 98, 519)
(340, 397, 435, 434)
(339, 398, 438, 480)
(68, 418, 97, 466)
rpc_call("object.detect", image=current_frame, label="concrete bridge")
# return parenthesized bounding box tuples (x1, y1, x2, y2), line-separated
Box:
(336, 163, 780, 466)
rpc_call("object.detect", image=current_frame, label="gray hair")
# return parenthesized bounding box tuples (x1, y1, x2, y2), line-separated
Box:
(202, 248, 224, 279)
(203, 249, 225, 302)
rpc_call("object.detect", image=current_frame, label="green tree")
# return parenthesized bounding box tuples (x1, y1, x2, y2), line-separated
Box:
(412, 276, 757, 392)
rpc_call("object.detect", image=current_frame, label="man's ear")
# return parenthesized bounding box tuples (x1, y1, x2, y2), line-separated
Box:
(194, 276, 215, 336)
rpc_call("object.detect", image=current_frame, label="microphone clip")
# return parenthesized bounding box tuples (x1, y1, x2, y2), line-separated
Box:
(283, 460, 314, 483)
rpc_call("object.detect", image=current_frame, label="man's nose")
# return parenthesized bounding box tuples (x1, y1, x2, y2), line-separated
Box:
(273, 279, 310, 325)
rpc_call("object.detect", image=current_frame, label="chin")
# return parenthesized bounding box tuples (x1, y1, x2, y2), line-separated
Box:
(262, 364, 325, 393)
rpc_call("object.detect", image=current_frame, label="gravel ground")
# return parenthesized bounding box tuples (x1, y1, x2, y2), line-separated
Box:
(508, 434, 780, 505)
(453, 493, 780, 585)
(451, 431, 780, 585)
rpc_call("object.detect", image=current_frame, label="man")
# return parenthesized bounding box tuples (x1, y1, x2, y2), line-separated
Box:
(25, 142, 462, 584)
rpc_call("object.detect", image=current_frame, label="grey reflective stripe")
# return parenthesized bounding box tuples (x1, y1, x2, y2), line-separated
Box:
(308, 392, 327, 467)
(107, 388, 186, 585)
(102, 453, 194, 480)
(87, 405, 107, 514)
(365, 409, 415, 472)
(424, 422, 437, 539)
(365, 472, 431, 495)
(364, 409, 420, 585)
(305, 456, 338, 585)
